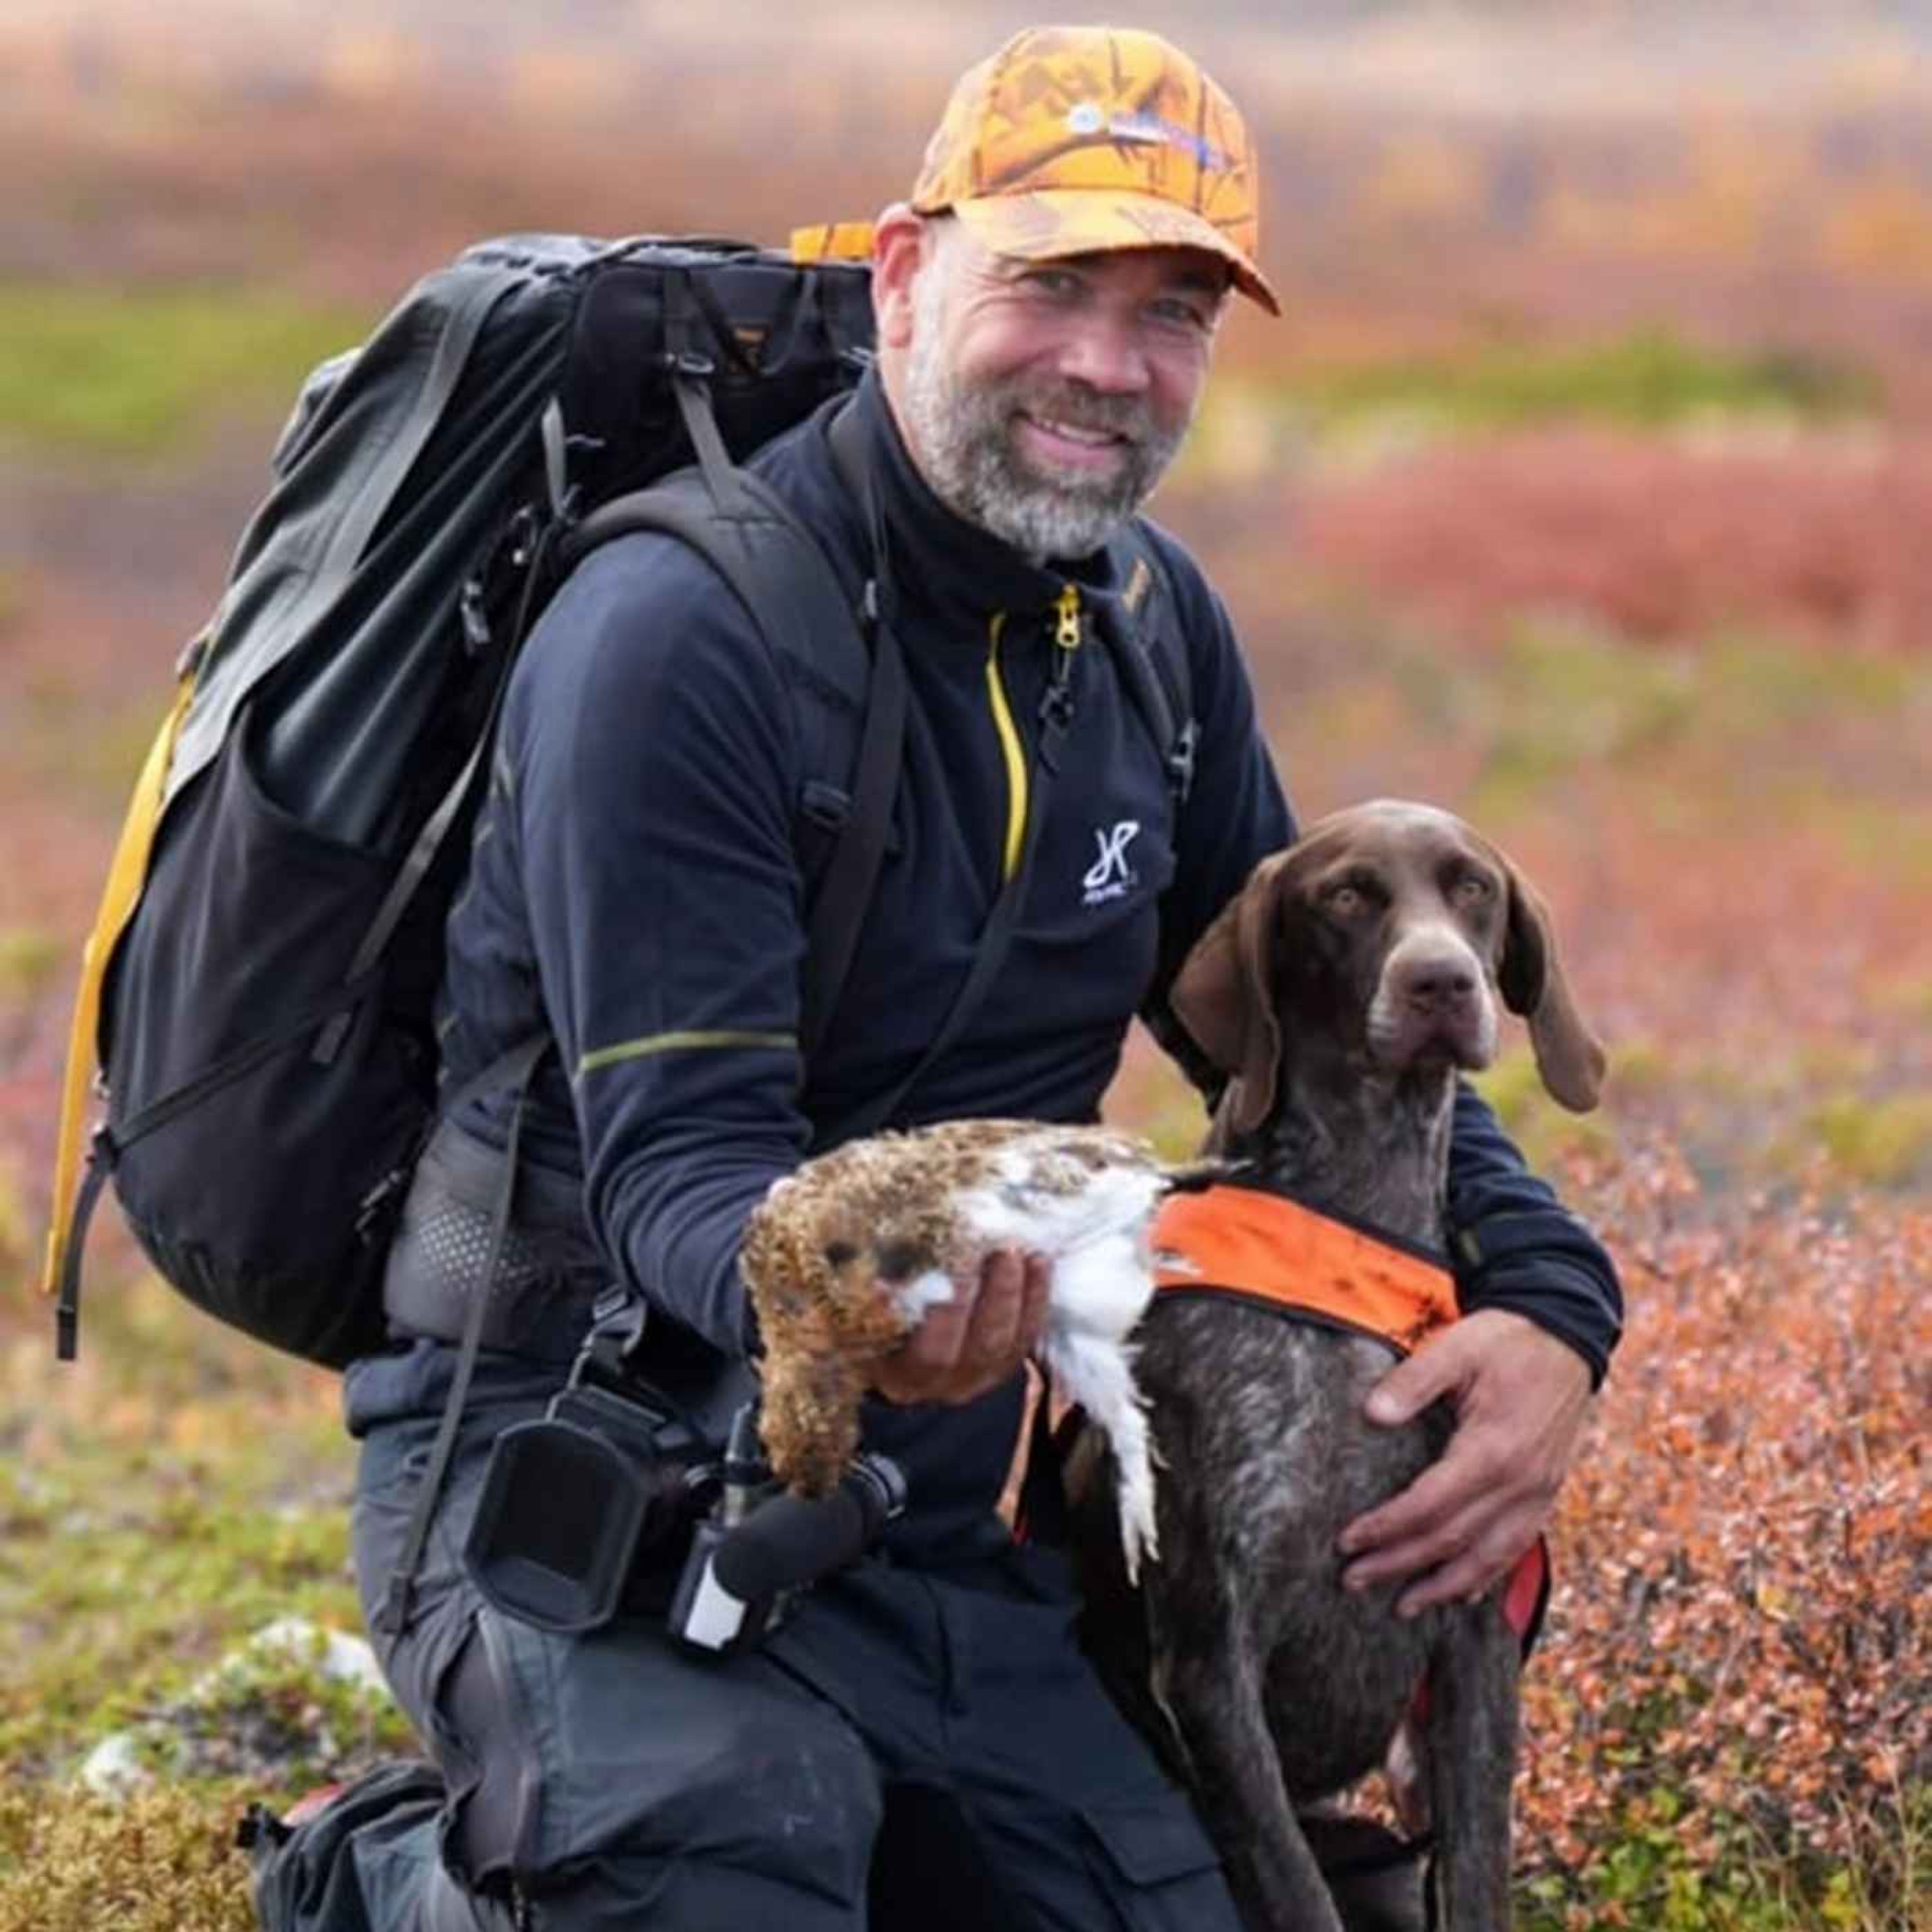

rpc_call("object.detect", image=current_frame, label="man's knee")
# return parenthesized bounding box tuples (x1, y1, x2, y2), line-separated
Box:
(488, 1720, 882, 1931)
(443, 1624, 882, 1920)
(583, 1700, 882, 1913)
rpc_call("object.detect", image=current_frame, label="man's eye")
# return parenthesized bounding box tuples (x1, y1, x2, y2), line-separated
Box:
(1149, 298, 1211, 332)
(1025, 269, 1084, 301)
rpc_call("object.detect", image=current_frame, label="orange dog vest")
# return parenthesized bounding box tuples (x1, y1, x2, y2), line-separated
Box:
(1151, 1184, 1459, 1356)
(1146, 1183, 1548, 1649)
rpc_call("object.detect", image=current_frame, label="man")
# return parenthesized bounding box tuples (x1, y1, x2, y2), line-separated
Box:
(325, 24, 1620, 1932)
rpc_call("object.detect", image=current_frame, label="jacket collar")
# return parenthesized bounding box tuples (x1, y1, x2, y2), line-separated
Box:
(846, 366, 1132, 632)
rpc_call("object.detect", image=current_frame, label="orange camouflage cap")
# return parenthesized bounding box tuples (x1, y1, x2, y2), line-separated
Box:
(909, 24, 1280, 316)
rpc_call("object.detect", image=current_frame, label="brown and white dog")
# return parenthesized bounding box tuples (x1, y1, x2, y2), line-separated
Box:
(1069, 799, 1607, 1932)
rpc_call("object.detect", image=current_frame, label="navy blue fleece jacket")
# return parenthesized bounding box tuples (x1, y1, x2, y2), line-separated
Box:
(348, 370, 1620, 1549)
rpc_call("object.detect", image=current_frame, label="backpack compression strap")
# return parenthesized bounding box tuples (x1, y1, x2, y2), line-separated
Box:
(41, 670, 196, 1314)
(1103, 530, 1197, 811)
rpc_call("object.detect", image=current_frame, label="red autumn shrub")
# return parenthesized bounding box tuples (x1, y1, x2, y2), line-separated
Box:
(1287, 430, 1932, 655)
(1518, 1140, 1929, 1920)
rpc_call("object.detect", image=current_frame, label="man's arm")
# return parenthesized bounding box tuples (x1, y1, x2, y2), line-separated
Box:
(503, 534, 815, 1357)
(1340, 1081, 1622, 1613)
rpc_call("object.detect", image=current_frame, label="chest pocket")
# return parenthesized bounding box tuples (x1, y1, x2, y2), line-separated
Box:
(1023, 684, 1179, 953)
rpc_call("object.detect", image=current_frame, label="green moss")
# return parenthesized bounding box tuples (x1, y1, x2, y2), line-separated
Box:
(1470, 1045, 1619, 1170)
(1519, 1781, 1929, 1931)
(1701, 635, 1919, 728)
(12, 691, 184, 815)
(0, 283, 367, 458)
(0, 1781, 259, 1932)
(1601, 1036, 1673, 1100)
(1810, 805, 1932, 889)
(1792, 1092, 1932, 1188)
(1872, 974, 1932, 1025)
(86, 1621, 415, 1792)
(0, 1320, 360, 1774)
(1136, 1081, 1212, 1166)
(0, 927, 67, 1004)
(1462, 618, 1699, 820)
(1274, 329, 1878, 442)
(0, 1159, 30, 1282)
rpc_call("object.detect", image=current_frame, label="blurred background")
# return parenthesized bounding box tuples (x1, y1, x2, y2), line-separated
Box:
(0, 5, 1926, 1928)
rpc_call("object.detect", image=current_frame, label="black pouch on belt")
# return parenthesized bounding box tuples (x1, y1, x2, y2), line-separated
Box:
(381, 1118, 607, 1362)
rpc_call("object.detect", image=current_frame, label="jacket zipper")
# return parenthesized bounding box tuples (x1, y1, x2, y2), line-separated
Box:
(1053, 581, 1081, 652)
(983, 587, 1084, 885)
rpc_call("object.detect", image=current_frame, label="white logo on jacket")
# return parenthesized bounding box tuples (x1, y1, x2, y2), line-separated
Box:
(1083, 820, 1141, 905)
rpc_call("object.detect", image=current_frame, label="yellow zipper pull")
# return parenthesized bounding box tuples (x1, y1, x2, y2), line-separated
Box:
(1054, 582, 1082, 650)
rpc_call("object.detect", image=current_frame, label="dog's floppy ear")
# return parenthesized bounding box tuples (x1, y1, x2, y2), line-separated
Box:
(1496, 855, 1607, 1114)
(1170, 854, 1288, 1137)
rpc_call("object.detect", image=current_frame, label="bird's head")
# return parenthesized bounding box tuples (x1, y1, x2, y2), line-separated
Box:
(807, 1195, 960, 1321)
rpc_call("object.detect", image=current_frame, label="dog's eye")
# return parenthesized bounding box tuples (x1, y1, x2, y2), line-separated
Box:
(1323, 878, 1379, 915)
(1449, 874, 1495, 907)
(823, 1240, 861, 1269)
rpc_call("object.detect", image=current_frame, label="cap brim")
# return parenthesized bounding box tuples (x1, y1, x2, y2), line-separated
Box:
(946, 189, 1280, 317)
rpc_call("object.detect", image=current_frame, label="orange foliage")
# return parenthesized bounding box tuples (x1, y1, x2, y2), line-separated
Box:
(1519, 1142, 1929, 1900)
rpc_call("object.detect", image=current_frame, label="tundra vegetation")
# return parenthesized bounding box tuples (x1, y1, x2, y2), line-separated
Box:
(0, 17, 1926, 1930)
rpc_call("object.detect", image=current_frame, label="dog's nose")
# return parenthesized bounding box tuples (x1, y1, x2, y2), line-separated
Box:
(1395, 954, 1479, 1010)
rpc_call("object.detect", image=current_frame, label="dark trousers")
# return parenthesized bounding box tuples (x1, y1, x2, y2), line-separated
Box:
(348, 1402, 1244, 1931)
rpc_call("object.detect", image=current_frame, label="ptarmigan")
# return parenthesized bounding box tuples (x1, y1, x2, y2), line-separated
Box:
(741, 1118, 1186, 1581)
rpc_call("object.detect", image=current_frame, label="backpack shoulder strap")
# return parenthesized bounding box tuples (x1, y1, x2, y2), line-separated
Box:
(558, 410, 900, 1063)
(1106, 524, 1197, 810)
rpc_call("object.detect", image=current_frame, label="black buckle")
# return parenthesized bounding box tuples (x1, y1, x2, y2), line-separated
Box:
(572, 1287, 649, 1392)
(1167, 718, 1198, 805)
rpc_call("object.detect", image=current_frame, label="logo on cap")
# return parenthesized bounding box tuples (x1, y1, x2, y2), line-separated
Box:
(1064, 102, 1230, 173)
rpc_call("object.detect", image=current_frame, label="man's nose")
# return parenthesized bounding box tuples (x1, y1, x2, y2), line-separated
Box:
(1054, 312, 1152, 394)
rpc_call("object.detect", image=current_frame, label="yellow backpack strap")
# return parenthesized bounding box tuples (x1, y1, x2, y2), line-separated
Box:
(788, 221, 876, 265)
(40, 672, 196, 1306)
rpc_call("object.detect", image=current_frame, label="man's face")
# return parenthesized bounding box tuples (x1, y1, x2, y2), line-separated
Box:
(896, 220, 1226, 562)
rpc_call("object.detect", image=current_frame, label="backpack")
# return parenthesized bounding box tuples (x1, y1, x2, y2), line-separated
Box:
(41, 230, 889, 1369)
(39, 228, 1199, 1376)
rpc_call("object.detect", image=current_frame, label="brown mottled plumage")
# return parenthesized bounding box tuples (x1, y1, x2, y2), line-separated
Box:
(741, 1118, 1184, 1577)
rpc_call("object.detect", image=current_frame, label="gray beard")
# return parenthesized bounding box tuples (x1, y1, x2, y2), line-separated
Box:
(902, 287, 1189, 564)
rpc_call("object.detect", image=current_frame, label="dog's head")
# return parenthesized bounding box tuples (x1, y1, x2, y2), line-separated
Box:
(1171, 800, 1606, 1137)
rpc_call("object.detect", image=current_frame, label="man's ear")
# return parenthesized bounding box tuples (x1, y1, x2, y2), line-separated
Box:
(871, 204, 929, 352)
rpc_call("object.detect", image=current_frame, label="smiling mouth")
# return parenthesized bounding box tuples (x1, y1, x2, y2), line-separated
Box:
(1015, 410, 1135, 468)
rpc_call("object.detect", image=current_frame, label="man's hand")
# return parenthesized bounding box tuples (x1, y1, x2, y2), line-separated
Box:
(1338, 1308, 1591, 1617)
(869, 1248, 1051, 1408)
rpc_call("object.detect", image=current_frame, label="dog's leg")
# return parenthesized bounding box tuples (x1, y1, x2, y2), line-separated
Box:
(1423, 1607, 1519, 1931)
(1162, 1624, 1349, 1932)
